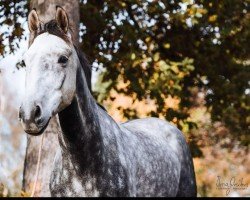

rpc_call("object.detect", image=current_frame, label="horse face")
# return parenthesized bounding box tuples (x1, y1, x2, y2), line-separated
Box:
(19, 8, 77, 135)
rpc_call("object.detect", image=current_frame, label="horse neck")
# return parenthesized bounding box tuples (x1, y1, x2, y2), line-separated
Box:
(58, 64, 104, 174)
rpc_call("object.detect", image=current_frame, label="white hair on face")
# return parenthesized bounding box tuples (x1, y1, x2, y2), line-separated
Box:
(22, 32, 78, 121)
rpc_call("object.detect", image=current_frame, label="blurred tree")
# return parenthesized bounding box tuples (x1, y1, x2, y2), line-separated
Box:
(0, 0, 249, 196)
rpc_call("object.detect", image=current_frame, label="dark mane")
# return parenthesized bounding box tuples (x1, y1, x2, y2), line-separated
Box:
(74, 44, 92, 91)
(29, 19, 92, 91)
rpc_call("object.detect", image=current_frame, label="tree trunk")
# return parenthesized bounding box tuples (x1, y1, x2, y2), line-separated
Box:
(22, 0, 79, 197)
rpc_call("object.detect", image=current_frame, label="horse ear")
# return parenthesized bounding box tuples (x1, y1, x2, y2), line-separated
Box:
(55, 6, 69, 33)
(28, 8, 40, 32)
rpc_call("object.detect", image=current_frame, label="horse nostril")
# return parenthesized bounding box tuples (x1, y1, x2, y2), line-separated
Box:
(19, 106, 24, 121)
(34, 105, 42, 121)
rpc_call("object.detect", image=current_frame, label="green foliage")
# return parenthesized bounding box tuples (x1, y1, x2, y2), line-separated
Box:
(0, 0, 249, 144)
(80, 0, 249, 143)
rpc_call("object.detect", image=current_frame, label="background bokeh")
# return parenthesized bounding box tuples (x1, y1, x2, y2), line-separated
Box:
(0, 0, 249, 197)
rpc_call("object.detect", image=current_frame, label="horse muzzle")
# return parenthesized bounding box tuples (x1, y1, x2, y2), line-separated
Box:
(19, 104, 51, 136)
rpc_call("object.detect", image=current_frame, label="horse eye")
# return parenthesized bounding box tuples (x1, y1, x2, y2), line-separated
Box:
(58, 56, 68, 64)
(21, 60, 26, 67)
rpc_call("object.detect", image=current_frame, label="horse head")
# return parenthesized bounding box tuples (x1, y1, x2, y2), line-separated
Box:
(19, 7, 78, 136)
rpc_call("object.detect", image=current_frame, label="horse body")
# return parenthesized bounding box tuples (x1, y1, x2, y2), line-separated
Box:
(49, 66, 196, 197)
(20, 7, 197, 197)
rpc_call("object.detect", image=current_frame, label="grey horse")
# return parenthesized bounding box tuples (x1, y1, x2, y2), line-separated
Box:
(19, 7, 197, 197)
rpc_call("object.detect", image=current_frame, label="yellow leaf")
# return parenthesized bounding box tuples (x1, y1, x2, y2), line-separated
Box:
(121, 2, 126, 7)
(153, 72, 159, 80)
(164, 43, 171, 49)
(209, 15, 217, 22)
(145, 37, 151, 43)
(153, 52, 160, 61)
(131, 53, 136, 60)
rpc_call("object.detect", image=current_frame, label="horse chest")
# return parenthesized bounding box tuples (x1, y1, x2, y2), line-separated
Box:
(50, 151, 100, 197)
(50, 149, 132, 197)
